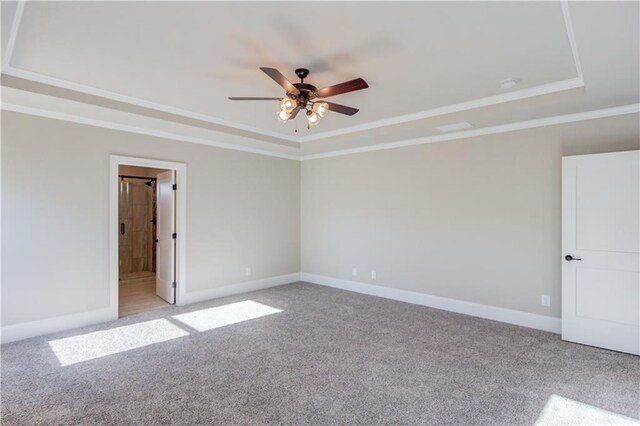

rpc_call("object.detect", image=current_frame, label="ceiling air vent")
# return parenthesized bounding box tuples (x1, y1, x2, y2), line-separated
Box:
(435, 122, 473, 133)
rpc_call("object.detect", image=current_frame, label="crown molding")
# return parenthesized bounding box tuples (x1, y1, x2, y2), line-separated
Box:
(4, 0, 617, 160)
(4, 66, 585, 147)
(1, 103, 300, 160)
(1, 1, 586, 145)
(1, 1, 299, 143)
(298, 0, 585, 143)
(1, 0, 25, 69)
(298, 77, 585, 143)
(2, 66, 301, 143)
(300, 104, 640, 161)
(561, 0, 583, 80)
(3, 101, 636, 163)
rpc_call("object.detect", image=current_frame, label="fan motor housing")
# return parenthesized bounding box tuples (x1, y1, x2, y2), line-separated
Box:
(295, 68, 310, 81)
(292, 83, 317, 95)
(289, 82, 318, 107)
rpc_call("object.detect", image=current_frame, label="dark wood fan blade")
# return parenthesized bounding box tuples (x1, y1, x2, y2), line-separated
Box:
(316, 78, 368, 98)
(228, 97, 281, 101)
(259, 67, 300, 95)
(289, 105, 302, 119)
(325, 102, 359, 116)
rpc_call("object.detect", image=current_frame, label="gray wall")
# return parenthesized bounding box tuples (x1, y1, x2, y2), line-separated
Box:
(301, 114, 640, 318)
(1, 111, 300, 326)
(3, 110, 638, 328)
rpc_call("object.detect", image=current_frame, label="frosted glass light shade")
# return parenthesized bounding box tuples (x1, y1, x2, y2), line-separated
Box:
(280, 98, 296, 112)
(313, 102, 329, 118)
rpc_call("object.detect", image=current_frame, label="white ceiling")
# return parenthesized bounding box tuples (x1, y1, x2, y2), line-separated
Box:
(1, 1, 638, 157)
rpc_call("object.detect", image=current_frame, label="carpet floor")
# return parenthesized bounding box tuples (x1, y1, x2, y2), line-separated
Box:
(2, 282, 639, 425)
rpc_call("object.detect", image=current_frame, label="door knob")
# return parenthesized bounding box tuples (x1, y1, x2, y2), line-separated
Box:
(565, 255, 582, 261)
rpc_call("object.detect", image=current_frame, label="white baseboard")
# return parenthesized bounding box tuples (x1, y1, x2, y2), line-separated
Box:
(301, 273, 561, 334)
(2, 272, 559, 344)
(183, 273, 301, 305)
(1, 273, 301, 344)
(1, 307, 115, 344)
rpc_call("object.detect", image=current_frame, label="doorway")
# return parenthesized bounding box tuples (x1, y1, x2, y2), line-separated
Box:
(109, 156, 187, 320)
(118, 165, 174, 317)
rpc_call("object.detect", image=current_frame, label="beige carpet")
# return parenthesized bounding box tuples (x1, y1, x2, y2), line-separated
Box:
(2, 282, 639, 425)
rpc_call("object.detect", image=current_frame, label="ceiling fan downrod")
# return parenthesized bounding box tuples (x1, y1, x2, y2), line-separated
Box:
(295, 68, 310, 83)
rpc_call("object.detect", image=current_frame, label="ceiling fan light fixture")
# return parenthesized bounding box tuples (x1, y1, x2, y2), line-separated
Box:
(229, 67, 368, 128)
(306, 110, 320, 126)
(313, 102, 329, 118)
(276, 109, 291, 122)
(280, 97, 296, 112)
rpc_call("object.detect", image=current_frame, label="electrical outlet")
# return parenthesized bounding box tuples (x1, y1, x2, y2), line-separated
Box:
(245, 267, 252, 276)
(541, 295, 551, 307)
(371, 270, 377, 280)
(352, 267, 358, 277)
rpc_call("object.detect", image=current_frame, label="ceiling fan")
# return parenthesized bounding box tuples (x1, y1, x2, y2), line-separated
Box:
(229, 67, 368, 129)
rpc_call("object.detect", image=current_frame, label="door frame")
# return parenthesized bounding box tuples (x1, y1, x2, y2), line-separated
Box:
(109, 155, 187, 320)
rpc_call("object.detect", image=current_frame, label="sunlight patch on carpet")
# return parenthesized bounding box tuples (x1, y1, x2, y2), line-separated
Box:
(172, 300, 282, 332)
(535, 394, 639, 425)
(49, 319, 189, 366)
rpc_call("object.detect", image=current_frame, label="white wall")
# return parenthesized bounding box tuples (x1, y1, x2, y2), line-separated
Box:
(3, 109, 638, 339)
(301, 114, 640, 319)
(1, 111, 300, 327)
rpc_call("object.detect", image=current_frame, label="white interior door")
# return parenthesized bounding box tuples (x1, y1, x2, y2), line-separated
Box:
(156, 170, 176, 304)
(562, 150, 639, 355)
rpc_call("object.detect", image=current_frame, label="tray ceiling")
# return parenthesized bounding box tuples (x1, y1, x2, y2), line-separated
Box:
(1, 1, 638, 157)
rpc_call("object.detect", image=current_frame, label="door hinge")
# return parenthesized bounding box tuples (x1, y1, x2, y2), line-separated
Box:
(172, 184, 177, 190)
(172, 233, 177, 239)
(172, 281, 177, 289)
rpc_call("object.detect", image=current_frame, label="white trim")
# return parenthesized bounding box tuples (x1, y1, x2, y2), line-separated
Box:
(0, 272, 562, 343)
(2, 66, 299, 143)
(1, 2, 586, 144)
(300, 104, 640, 161)
(297, 0, 584, 143)
(3, 67, 585, 146)
(184, 273, 301, 305)
(4, 103, 638, 162)
(1, 273, 300, 343)
(109, 156, 188, 321)
(1, 103, 299, 160)
(561, 1, 583, 80)
(4, 102, 638, 162)
(1, 0, 25, 70)
(1, 307, 113, 344)
(301, 273, 561, 334)
(298, 78, 585, 143)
